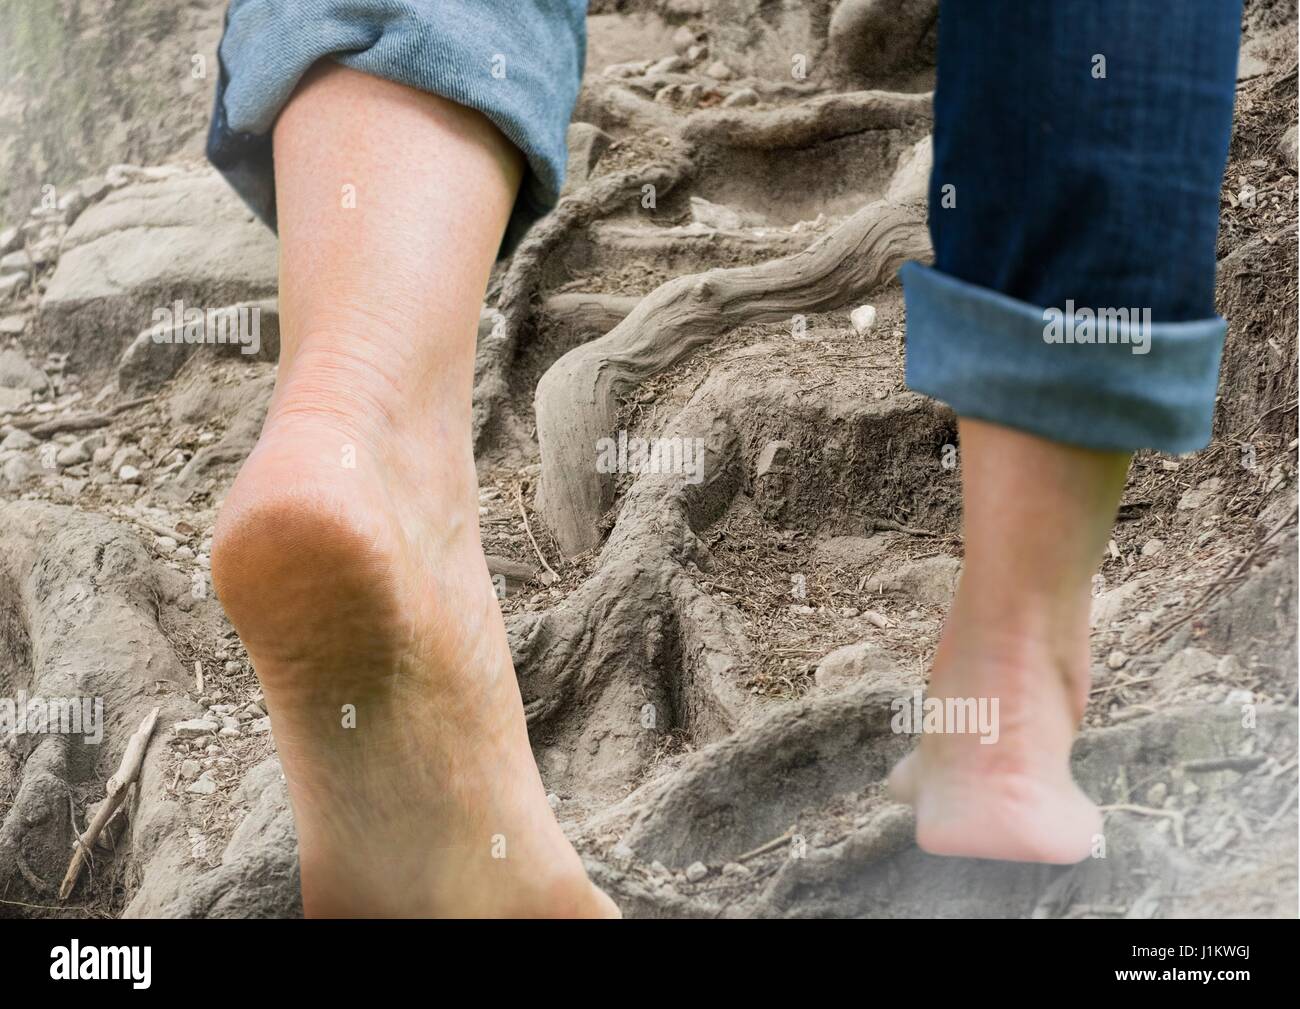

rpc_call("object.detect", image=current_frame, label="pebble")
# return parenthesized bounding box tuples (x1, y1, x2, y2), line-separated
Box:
(117, 464, 141, 483)
(55, 442, 90, 467)
(1106, 649, 1128, 670)
(249, 716, 272, 734)
(721, 862, 750, 878)
(1140, 538, 1164, 557)
(0, 429, 37, 451)
(850, 304, 877, 336)
(705, 60, 734, 80)
(179, 759, 201, 781)
(721, 88, 759, 108)
(172, 717, 219, 738)
(546, 792, 562, 811)
(155, 536, 178, 555)
(685, 861, 709, 882)
(186, 772, 217, 796)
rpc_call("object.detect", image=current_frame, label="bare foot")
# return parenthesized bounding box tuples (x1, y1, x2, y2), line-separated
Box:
(887, 606, 1102, 865)
(211, 343, 618, 918)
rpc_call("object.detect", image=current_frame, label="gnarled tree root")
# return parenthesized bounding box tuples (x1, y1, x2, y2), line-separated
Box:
(534, 198, 931, 555)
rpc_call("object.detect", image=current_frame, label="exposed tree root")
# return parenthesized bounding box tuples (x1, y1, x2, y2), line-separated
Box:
(474, 150, 694, 451)
(683, 90, 932, 149)
(0, 503, 193, 904)
(534, 198, 930, 555)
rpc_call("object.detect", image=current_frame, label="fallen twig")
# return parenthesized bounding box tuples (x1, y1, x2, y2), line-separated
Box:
(514, 488, 559, 585)
(59, 707, 159, 900)
(1100, 803, 1185, 847)
(16, 396, 155, 438)
(736, 828, 797, 863)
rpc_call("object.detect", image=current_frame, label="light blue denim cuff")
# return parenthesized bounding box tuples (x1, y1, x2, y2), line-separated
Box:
(213, 0, 587, 258)
(901, 262, 1226, 454)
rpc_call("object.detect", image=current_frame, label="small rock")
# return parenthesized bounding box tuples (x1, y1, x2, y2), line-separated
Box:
(689, 195, 745, 230)
(1140, 537, 1164, 557)
(1216, 654, 1244, 679)
(0, 348, 48, 392)
(546, 792, 562, 811)
(155, 536, 178, 555)
(649, 54, 685, 75)
(814, 639, 904, 692)
(721, 862, 750, 878)
(218, 726, 241, 738)
(172, 717, 219, 738)
(850, 304, 877, 335)
(249, 716, 272, 734)
(685, 861, 709, 882)
(755, 439, 792, 479)
(224, 659, 242, 675)
(649, 860, 669, 877)
(0, 386, 32, 412)
(117, 464, 141, 483)
(1177, 477, 1222, 511)
(179, 759, 201, 781)
(722, 88, 759, 108)
(1106, 649, 1128, 670)
(705, 60, 734, 80)
(671, 24, 697, 55)
(186, 772, 218, 796)
(110, 444, 146, 472)
(603, 59, 652, 78)
(0, 428, 37, 451)
(1146, 781, 1169, 806)
(2, 452, 35, 488)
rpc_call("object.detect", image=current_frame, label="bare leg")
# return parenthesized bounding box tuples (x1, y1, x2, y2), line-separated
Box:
(889, 418, 1128, 863)
(211, 63, 616, 916)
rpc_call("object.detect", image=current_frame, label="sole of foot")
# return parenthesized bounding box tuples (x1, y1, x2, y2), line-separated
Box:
(212, 364, 618, 918)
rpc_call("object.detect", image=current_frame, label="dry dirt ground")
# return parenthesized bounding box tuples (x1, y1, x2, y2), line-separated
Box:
(0, 0, 1297, 919)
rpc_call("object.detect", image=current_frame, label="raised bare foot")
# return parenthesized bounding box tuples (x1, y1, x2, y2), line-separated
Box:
(211, 340, 618, 917)
(887, 600, 1102, 865)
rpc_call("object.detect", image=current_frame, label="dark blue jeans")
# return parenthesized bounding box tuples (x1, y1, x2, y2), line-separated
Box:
(903, 0, 1241, 452)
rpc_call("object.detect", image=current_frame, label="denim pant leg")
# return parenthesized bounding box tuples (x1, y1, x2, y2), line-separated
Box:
(902, 0, 1242, 453)
(206, 0, 587, 259)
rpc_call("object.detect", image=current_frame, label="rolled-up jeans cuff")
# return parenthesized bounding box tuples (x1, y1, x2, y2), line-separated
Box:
(206, 0, 586, 260)
(901, 262, 1226, 454)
